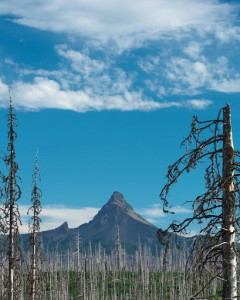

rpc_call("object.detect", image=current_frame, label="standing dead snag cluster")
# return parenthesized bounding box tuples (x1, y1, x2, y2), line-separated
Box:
(0, 96, 43, 300)
(159, 104, 239, 299)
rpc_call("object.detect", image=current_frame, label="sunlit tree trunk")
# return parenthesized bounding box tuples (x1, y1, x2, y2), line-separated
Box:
(222, 105, 237, 299)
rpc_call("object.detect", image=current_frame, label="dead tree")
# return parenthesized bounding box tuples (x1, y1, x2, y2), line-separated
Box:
(73, 230, 81, 273)
(28, 152, 43, 300)
(115, 225, 121, 271)
(159, 105, 238, 299)
(2, 95, 22, 300)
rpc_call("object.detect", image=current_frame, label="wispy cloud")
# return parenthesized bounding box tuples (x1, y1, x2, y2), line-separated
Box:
(138, 44, 240, 97)
(0, 1, 239, 112)
(138, 203, 192, 226)
(0, 38, 216, 112)
(0, 76, 214, 112)
(19, 203, 192, 233)
(0, 45, 214, 112)
(19, 204, 100, 233)
(164, 54, 240, 95)
(166, 57, 212, 93)
(183, 41, 206, 60)
(0, 77, 167, 112)
(186, 99, 212, 110)
(1, 0, 238, 48)
(56, 45, 106, 76)
(210, 78, 240, 93)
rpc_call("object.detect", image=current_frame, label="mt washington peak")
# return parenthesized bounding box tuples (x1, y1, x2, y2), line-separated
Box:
(22, 192, 158, 252)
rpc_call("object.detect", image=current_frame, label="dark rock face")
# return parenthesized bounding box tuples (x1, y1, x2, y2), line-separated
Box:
(24, 192, 159, 252)
(78, 192, 157, 247)
(40, 221, 70, 248)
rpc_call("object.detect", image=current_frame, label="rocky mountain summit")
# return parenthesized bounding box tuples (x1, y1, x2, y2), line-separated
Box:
(23, 192, 159, 252)
(78, 191, 157, 247)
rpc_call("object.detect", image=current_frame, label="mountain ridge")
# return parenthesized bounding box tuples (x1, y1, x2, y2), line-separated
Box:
(22, 191, 159, 253)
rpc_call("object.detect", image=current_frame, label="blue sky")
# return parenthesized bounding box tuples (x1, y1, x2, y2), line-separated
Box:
(0, 0, 240, 233)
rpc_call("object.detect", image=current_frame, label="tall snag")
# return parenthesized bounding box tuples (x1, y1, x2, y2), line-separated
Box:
(2, 95, 22, 300)
(28, 152, 43, 300)
(222, 105, 237, 298)
(159, 105, 239, 299)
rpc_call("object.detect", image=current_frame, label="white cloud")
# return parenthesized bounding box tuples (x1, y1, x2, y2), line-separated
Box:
(0, 1, 239, 110)
(138, 56, 161, 73)
(186, 99, 212, 110)
(170, 205, 192, 214)
(19, 204, 100, 233)
(56, 44, 106, 75)
(140, 204, 166, 218)
(0, 77, 165, 111)
(0, 42, 216, 112)
(210, 78, 240, 93)
(166, 58, 211, 92)
(0, 75, 213, 112)
(184, 229, 201, 237)
(164, 54, 240, 95)
(0, 0, 238, 48)
(0, 79, 10, 100)
(0, 44, 233, 112)
(184, 41, 205, 60)
(17, 203, 194, 234)
(215, 26, 240, 43)
(137, 203, 192, 226)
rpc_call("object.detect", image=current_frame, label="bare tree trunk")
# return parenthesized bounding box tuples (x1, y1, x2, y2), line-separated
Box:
(7, 96, 21, 300)
(115, 226, 121, 271)
(222, 104, 237, 299)
(31, 219, 37, 300)
(28, 153, 42, 300)
(9, 183, 15, 300)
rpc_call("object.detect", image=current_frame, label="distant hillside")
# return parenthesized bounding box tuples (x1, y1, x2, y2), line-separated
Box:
(21, 191, 159, 253)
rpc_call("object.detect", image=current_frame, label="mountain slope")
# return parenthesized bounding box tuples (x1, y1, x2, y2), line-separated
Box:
(23, 192, 159, 252)
(78, 191, 158, 247)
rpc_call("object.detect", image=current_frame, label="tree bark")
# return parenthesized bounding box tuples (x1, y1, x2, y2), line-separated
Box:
(31, 210, 37, 300)
(222, 104, 237, 299)
(9, 194, 14, 300)
(8, 99, 16, 300)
